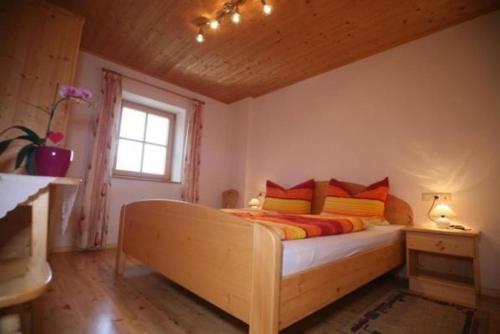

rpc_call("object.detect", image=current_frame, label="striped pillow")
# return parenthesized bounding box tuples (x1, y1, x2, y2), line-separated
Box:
(322, 178, 389, 217)
(262, 179, 315, 214)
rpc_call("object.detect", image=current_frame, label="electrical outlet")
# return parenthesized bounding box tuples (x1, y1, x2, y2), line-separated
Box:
(421, 192, 452, 201)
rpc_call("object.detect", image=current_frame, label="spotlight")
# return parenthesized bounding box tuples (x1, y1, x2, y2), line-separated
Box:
(209, 18, 219, 30)
(196, 29, 205, 43)
(232, 7, 241, 24)
(262, 1, 272, 15)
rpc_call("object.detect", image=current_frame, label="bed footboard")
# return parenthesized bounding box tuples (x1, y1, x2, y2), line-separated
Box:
(115, 200, 282, 334)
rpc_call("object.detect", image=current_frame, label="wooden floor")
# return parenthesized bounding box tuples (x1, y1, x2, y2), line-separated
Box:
(33, 250, 500, 334)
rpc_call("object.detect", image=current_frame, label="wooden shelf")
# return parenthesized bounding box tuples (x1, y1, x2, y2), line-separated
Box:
(51, 177, 81, 186)
(414, 271, 474, 289)
(0, 261, 52, 308)
(409, 273, 476, 307)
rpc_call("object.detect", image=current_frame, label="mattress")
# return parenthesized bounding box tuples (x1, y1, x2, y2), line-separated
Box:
(282, 225, 405, 277)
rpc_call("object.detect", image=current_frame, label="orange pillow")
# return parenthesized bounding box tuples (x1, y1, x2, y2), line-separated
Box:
(262, 179, 315, 214)
(322, 178, 389, 217)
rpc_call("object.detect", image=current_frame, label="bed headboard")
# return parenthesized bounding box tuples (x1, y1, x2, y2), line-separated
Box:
(311, 181, 413, 225)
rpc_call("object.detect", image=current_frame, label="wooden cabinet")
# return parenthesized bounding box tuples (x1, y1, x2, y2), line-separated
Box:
(405, 225, 480, 307)
(0, 0, 84, 170)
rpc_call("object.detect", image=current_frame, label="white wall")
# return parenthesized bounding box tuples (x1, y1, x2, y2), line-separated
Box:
(53, 51, 233, 248)
(229, 11, 500, 294)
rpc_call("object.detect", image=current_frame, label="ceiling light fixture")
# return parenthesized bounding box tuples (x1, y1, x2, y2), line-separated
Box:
(194, 0, 275, 43)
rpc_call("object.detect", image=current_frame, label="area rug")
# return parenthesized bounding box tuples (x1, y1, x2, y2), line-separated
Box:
(342, 290, 479, 334)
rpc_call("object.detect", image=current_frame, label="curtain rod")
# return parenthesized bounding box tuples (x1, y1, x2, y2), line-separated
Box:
(102, 68, 206, 105)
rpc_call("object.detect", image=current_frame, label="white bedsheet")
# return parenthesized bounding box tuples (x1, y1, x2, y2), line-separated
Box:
(282, 225, 405, 277)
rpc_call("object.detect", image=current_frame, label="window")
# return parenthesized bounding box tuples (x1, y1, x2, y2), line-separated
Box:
(114, 101, 176, 181)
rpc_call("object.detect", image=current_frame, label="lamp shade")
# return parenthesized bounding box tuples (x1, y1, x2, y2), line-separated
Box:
(430, 203, 455, 218)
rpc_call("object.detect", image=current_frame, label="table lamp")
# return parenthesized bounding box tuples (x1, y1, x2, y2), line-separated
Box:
(248, 197, 260, 210)
(430, 203, 455, 229)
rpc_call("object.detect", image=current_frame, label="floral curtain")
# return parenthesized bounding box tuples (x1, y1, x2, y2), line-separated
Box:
(181, 102, 203, 203)
(77, 70, 122, 249)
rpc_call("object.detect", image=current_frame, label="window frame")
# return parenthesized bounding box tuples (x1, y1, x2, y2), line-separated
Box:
(113, 100, 176, 183)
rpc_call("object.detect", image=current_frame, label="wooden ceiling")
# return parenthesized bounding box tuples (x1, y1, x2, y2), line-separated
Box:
(47, 0, 500, 103)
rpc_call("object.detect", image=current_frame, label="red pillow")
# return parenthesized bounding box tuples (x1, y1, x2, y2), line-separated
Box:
(262, 179, 315, 214)
(322, 178, 389, 217)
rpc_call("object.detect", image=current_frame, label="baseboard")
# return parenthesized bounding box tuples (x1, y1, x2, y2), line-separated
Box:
(50, 245, 75, 253)
(50, 243, 117, 253)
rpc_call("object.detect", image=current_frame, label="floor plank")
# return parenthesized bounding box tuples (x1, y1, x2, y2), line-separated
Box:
(33, 250, 499, 333)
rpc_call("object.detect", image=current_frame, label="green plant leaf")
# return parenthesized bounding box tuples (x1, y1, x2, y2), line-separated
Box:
(26, 146, 37, 175)
(1, 125, 43, 143)
(14, 134, 38, 143)
(0, 139, 13, 155)
(11, 126, 42, 140)
(0, 134, 41, 158)
(18, 134, 41, 145)
(15, 144, 35, 169)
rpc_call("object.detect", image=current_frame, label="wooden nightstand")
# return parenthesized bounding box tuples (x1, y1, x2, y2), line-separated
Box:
(405, 224, 480, 307)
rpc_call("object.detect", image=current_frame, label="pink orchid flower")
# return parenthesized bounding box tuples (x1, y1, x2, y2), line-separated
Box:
(80, 88, 93, 100)
(59, 85, 93, 101)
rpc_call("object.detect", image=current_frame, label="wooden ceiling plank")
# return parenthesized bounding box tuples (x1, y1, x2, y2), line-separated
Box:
(47, 0, 500, 103)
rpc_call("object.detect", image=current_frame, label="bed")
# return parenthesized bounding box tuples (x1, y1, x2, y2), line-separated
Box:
(115, 181, 413, 333)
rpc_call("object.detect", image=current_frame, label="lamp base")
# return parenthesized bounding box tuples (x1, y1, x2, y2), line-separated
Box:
(434, 220, 451, 229)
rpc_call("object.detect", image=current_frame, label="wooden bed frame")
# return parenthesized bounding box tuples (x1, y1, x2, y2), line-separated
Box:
(115, 181, 413, 333)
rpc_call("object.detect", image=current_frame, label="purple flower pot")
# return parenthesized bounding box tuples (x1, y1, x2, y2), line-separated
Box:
(35, 146, 73, 177)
